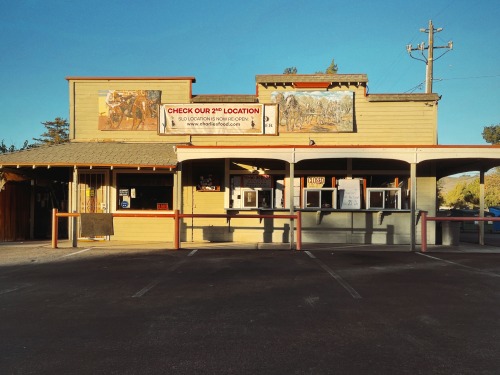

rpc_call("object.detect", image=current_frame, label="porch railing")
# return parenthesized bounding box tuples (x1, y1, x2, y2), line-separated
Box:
(51, 208, 302, 251)
(420, 210, 500, 252)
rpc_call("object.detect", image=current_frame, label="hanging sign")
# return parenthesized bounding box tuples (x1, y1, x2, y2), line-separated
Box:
(307, 177, 325, 188)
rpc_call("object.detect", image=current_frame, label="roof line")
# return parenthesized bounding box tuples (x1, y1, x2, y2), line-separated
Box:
(65, 76, 196, 82)
(0, 163, 177, 168)
(176, 144, 500, 149)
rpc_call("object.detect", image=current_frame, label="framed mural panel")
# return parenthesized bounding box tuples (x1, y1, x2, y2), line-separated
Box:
(98, 90, 161, 131)
(271, 90, 354, 133)
(159, 104, 264, 135)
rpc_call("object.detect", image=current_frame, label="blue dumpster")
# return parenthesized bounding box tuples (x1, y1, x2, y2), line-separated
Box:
(489, 207, 500, 231)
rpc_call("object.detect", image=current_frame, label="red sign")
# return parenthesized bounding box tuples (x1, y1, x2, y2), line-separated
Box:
(157, 203, 169, 210)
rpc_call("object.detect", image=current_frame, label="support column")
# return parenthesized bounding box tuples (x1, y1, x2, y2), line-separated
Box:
(410, 163, 417, 251)
(70, 167, 78, 245)
(479, 170, 485, 246)
(289, 162, 295, 249)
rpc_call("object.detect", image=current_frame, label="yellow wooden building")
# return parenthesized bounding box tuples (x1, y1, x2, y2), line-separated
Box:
(0, 74, 498, 247)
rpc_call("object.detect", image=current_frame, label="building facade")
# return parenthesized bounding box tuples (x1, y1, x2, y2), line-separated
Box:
(1, 74, 498, 247)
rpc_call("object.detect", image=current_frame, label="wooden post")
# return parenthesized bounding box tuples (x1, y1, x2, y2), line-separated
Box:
(296, 211, 302, 251)
(420, 210, 428, 252)
(51, 208, 58, 249)
(174, 209, 180, 250)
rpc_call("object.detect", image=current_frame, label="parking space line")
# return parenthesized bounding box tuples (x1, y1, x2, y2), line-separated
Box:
(416, 252, 500, 278)
(0, 284, 31, 295)
(305, 251, 362, 299)
(61, 248, 94, 258)
(132, 258, 189, 298)
(188, 250, 198, 257)
(132, 278, 162, 298)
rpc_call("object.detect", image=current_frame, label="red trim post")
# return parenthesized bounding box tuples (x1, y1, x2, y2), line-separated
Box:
(174, 209, 180, 250)
(420, 210, 428, 252)
(51, 208, 58, 249)
(296, 211, 302, 251)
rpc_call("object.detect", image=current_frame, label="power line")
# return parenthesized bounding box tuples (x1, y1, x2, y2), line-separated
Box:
(435, 74, 500, 81)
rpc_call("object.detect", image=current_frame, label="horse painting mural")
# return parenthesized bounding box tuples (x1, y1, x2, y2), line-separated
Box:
(98, 90, 161, 131)
(271, 91, 354, 132)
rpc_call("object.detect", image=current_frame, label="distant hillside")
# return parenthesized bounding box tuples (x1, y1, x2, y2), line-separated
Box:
(439, 174, 478, 196)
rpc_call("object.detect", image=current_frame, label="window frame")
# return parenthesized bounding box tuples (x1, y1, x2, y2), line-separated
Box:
(366, 188, 402, 210)
(303, 188, 337, 210)
(240, 188, 274, 209)
(112, 170, 174, 213)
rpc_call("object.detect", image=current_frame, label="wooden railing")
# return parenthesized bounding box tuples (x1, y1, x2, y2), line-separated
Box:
(420, 210, 500, 252)
(51, 209, 302, 250)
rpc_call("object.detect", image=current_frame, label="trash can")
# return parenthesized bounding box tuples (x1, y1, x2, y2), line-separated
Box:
(441, 221, 461, 246)
(489, 207, 500, 232)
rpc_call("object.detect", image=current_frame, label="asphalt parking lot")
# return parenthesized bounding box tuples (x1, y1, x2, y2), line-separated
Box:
(0, 245, 499, 374)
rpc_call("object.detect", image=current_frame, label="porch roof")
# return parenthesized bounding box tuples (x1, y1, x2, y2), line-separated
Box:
(0, 142, 178, 169)
(175, 145, 500, 177)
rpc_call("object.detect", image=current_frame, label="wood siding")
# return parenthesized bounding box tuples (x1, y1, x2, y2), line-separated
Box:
(69, 79, 437, 146)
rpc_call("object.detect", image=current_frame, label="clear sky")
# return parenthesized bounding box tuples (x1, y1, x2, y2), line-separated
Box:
(1, 0, 498, 147)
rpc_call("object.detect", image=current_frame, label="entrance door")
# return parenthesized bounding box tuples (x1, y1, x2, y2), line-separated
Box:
(77, 171, 108, 239)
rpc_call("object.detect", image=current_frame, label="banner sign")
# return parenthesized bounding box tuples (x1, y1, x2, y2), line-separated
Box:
(263, 104, 278, 135)
(159, 104, 264, 135)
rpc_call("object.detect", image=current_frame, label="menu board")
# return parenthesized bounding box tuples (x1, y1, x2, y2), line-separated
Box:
(338, 179, 361, 209)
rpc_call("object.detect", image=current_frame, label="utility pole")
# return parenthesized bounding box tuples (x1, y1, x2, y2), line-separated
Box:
(406, 20, 453, 93)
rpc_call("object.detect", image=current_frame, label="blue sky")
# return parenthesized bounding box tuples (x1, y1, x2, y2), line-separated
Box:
(1, 0, 498, 147)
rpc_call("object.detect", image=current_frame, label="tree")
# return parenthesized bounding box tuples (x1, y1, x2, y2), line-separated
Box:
(443, 171, 500, 208)
(0, 139, 33, 154)
(285, 58, 339, 75)
(482, 124, 500, 144)
(283, 67, 298, 74)
(32, 117, 69, 146)
(325, 58, 338, 74)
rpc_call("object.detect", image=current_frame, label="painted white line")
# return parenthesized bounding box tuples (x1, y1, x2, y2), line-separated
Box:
(305, 250, 316, 259)
(0, 284, 31, 295)
(132, 259, 188, 298)
(132, 279, 162, 298)
(61, 248, 93, 258)
(305, 251, 362, 299)
(188, 249, 198, 257)
(416, 252, 500, 278)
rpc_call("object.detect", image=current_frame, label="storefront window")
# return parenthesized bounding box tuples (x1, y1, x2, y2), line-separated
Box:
(303, 188, 337, 209)
(241, 188, 273, 209)
(366, 188, 401, 209)
(229, 174, 281, 209)
(116, 173, 173, 210)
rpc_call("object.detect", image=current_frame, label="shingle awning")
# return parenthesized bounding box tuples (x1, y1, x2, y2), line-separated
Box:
(0, 142, 178, 169)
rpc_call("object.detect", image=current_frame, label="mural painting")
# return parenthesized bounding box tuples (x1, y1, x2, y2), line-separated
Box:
(98, 90, 161, 131)
(271, 91, 354, 132)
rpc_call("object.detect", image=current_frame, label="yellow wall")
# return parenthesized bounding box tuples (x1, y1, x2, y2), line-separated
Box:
(69, 78, 438, 146)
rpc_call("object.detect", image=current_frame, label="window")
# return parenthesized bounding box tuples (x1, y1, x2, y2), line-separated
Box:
(241, 188, 273, 209)
(229, 174, 280, 209)
(116, 173, 173, 210)
(303, 188, 337, 209)
(366, 188, 401, 209)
